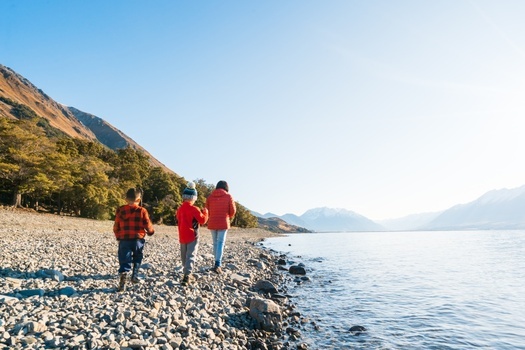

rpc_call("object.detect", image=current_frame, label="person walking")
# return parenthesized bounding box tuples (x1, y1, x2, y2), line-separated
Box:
(113, 188, 155, 292)
(205, 180, 236, 273)
(175, 181, 209, 285)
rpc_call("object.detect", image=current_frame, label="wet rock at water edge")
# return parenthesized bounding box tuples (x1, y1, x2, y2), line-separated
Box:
(289, 265, 306, 275)
(349, 325, 367, 335)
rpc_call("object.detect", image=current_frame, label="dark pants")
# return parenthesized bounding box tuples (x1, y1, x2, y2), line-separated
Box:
(118, 239, 145, 274)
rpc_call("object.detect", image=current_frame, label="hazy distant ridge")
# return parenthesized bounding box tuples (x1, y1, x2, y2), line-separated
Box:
(254, 207, 384, 232)
(255, 185, 525, 232)
(421, 185, 525, 230)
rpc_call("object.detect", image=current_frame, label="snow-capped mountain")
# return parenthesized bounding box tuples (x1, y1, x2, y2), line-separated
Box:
(421, 185, 525, 230)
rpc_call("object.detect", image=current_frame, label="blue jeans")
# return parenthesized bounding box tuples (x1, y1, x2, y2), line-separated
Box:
(210, 229, 228, 267)
(118, 239, 145, 273)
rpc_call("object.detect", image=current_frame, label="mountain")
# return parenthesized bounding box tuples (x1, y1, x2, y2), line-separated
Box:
(67, 107, 168, 169)
(257, 217, 311, 233)
(0, 64, 170, 172)
(378, 211, 442, 231)
(300, 207, 384, 232)
(421, 185, 525, 230)
(0, 65, 96, 140)
(253, 207, 384, 232)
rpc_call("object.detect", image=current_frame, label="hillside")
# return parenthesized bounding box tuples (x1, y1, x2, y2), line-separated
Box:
(0, 64, 170, 172)
(0, 65, 96, 140)
(257, 216, 311, 233)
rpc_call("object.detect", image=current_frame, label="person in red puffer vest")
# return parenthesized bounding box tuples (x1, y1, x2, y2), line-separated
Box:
(205, 180, 236, 274)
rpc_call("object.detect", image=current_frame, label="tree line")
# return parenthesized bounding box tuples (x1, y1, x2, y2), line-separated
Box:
(0, 116, 257, 228)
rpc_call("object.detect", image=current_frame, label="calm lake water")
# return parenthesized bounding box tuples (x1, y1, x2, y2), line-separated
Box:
(263, 230, 525, 349)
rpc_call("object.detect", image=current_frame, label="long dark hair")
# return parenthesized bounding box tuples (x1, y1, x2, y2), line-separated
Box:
(216, 180, 229, 192)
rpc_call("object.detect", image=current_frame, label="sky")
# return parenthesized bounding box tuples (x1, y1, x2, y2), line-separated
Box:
(1, 0, 525, 220)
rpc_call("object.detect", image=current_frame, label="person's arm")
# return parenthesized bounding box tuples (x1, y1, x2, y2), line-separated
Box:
(195, 207, 209, 225)
(142, 208, 155, 235)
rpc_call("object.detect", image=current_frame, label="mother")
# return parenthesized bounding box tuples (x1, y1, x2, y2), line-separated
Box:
(205, 180, 236, 273)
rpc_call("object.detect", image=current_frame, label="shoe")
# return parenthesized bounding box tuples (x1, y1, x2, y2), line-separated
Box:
(181, 274, 189, 286)
(212, 266, 222, 274)
(118, 273, 127, 292)
(131, 263, 140, 283)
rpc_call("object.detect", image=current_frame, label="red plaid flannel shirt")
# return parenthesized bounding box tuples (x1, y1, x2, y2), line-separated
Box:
(113, 204, 154, 240)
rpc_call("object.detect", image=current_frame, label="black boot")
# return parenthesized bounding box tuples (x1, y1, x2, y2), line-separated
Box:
(131, 263, 140, 283)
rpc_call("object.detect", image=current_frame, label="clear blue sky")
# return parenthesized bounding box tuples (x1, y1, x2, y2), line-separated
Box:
(2, 0, 525, 220)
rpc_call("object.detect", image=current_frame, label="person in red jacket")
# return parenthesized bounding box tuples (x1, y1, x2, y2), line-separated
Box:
(176, 181, 209, 285)
(205, 180, 236, 273)
(113, 188, 155, 292)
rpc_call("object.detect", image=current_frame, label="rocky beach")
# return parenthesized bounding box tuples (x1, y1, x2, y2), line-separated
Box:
(0, 208, 310, 350)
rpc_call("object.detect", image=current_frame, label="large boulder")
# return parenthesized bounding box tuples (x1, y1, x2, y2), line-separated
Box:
(253, 280, 278, 294)
(249, 298, 282, 332)
(289, 265, 306, 275)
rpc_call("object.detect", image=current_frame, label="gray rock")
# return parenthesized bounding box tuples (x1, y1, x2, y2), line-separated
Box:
(289, 265, 306, 275)
(26, 321, 47, 333)
(249, 298, 282, 332)
(43, 269, 65, 282)
(128, 339, 148, 348)
(253, 280, 278, 294)
(349, 325, 366, 335)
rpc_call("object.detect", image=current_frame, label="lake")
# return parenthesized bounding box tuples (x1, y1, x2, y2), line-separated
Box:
(263, 230, 525, 349)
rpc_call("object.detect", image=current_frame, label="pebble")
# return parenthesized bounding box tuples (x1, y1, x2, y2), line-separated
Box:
(0, 208, 308, 349)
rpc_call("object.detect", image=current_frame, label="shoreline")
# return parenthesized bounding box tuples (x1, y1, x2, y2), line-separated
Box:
(0, 208, 308, 349)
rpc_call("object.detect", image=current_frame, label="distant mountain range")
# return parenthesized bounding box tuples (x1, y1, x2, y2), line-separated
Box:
(253, 207, 384, 232)
(254, 185, 525, 232)
(0, 64, 171, 172)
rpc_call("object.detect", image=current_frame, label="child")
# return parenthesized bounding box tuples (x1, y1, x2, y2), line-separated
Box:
(113, 187, 155, 292)
(176, 181, 208, 285)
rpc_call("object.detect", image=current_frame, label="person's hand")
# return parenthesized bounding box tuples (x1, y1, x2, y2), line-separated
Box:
(202, 208, 208, 214)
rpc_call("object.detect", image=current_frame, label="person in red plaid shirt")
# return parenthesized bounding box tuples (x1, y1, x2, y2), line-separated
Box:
(113, 188, 155, 291)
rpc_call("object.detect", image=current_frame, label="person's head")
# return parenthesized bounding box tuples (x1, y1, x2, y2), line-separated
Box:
(126, 187, 142, 204)
(216, 180, 229, 192)
(182, 181, 198, 203)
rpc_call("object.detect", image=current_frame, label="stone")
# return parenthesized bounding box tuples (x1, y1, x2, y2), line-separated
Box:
(277, 258, 286, 265)
(349, 325, 366, 335)
(43, 269, 65, 282)
(26, 321, 47, 333)
(249, 298, 282, 332)
(253, 280, 278, 294)
(128, 339, 149, 348)
(289, 265, 306, 275)
(231, 274, 251, 286)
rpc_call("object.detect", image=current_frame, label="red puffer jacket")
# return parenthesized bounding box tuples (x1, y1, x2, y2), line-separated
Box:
(205, 189, 236, 230)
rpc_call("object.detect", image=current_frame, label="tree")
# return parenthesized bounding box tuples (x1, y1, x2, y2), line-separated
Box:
(231, 202, 258, 228)
(143, 167, 181, 223)
(0, 117, 56, 207)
